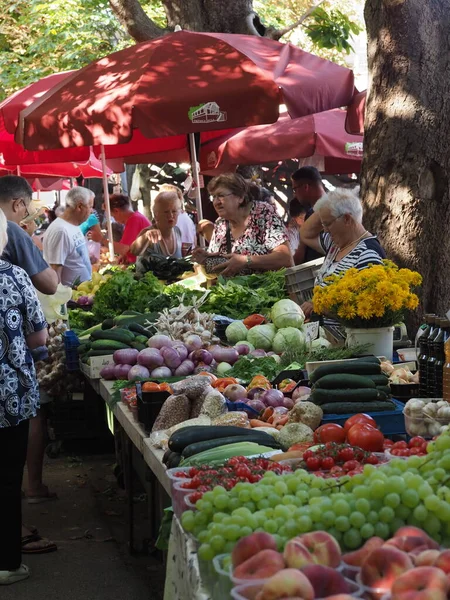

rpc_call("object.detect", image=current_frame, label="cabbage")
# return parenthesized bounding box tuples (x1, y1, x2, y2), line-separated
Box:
(225, 321, 248, 343)
(271, 299, 305, 329)
(272, 327, 306, 353)
(247, 324, 276, 351)
(311, 337, 332, 348)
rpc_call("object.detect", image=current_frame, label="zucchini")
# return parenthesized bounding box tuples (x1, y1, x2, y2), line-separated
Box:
(131, 341, 146, 351)
(128, 323, 151, 337)
(101, 318, 115, 330)
(78, 323, 102, 338)
(113, 312, 157, 327)
(121, 310, 143, 316)
(319, 400, 396, 414)
(169, 425, 272, 453)
(310, 388, 387, 406)
(163, 448, 173, 464)
(310, 361, 381, 383)
(84, 349, 118, 357)
(90, 340, 131, 351)
(314, 374, 375, 390)
(90, 329, 135, 343)
(377, 385, 392, 396)
(181, 442, 277, 467)
(355, 356, 381, 364)
(166, 453, 182, 469)
(368, 374, 390, 386)
(182, 435, 281, 458)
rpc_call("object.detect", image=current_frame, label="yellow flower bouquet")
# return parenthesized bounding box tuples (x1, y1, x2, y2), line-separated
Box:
(312, 260, 422, 328)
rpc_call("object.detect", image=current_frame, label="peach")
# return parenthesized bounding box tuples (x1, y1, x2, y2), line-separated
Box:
(283, 539, 315, 569)
(361, 546, 414, 592)
(385, 536, 431, 554)
(325, 597, 357, 600)
(300, 564, 350, 597)
(391, 566, 449, 600)
(256, 569, 314, 600)
(343, 536, 384, 567)
(413, 549, 441, 567)
(393, 527, 440, 550)
(233, 549, 285, 581)
(232, 532, 278, 568)
(298, 531, 342, 568)
(433, 550, 450, 574)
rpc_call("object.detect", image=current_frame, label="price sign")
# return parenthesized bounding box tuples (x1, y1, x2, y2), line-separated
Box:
(305, 321, 319, 342)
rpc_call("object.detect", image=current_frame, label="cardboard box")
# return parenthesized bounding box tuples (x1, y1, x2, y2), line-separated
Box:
(80, 355, 114, 379)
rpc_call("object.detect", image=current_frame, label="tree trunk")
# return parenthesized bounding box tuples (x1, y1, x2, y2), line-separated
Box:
(361, 0, 450, 332)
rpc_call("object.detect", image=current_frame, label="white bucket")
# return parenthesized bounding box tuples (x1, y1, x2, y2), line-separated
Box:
(346, 326, 394, 361)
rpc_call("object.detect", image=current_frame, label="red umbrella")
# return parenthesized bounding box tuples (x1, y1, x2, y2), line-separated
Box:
(18, 31, 355, 150)
(345, 90, 366, 135)
(199, 109, 363, 174)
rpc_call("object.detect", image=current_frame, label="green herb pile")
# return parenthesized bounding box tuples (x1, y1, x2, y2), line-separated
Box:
(68, 308, 98, 332)
(200, 271, 286, 319)
(279, 343, 371, 369)
(226, 356, 281, 382)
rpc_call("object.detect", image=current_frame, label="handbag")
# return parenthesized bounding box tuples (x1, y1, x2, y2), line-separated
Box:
(204, 223, 253, 275)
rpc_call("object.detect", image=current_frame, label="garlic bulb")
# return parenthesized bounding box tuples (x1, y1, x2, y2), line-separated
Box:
(437, 406, 450, 421)
(423, 403, 438, 418)
(404, 399, 425, 416)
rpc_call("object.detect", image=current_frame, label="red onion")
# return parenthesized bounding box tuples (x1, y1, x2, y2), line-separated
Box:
(148, 334, 173, 349)
(192, 349, 213, 365)
(223, 384, 247, 402)
(246, 399, 266, 413)
(194, 363, 213, 374)
(174, 360, 195, 376)
(137, 348, 164, 369)
(184, 334, 202, 352)
(100, 365, 116, 380)
(113, 348, 139, 365)
(150, 366, 172, 379)
(292, 386, 311, 402)
(247, 387, 266, 400)
(211, 346, 239, 365)
(282, 397, 294, 410)
(114, 364, 132, 380)
(161, 346, 182, 370)
(261, 388, 285, 408)
(250, 349, 267, 358)
(172, 343, 188, 361)
(235, 344, 251, 356)
(273, 406, 289, 415)
(128, 365, 150, 381)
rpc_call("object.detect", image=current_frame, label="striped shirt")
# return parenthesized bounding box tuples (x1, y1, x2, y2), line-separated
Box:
(315, 233, 386, 327)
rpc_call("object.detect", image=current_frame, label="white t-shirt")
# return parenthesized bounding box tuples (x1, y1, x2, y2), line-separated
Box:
(43, 218, 92, 286)
(176, 211, 196, 246)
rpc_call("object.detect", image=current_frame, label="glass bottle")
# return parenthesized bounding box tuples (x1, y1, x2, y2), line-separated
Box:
(418, 314, 436, 397)
(443, 331, 450, 402)
(429, 319, 448, 398)
(427, 318, 443, 398)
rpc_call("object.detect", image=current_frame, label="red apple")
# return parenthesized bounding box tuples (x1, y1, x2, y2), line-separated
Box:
(413, 549, 441, 567)
(391, 566, 449, 600)
(234, 549, 285, 581)
(256, 569, 314, 600)
(300, 564, 350, 597)
(232, 532, 278, 568)
(343, 537, 385, 567)
(283, 539, 314, 569)
(298, 531, 342, 568)
(393, 527, 440, 550)
(361, 546, 414, 592)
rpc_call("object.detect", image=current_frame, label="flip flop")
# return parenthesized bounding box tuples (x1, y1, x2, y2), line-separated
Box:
(26, 491, 58, 504)
(22, 534, 57, 555)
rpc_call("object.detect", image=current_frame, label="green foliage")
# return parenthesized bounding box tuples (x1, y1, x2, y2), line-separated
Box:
(306, 7, 362, 53)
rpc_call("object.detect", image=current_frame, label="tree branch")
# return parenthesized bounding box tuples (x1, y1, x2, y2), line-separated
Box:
(266, 0, 327, 40)
(109, 0, 167, 42)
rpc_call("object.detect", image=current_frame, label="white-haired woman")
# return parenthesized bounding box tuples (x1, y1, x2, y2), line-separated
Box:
(0, 209, 48, 584)
(130, 191, 183, 261)
(300, 187, 386, 319)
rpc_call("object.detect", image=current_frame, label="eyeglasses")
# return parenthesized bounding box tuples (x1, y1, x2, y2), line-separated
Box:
(210, 192, 234, 202)
(19, 199, 30, 218)
(291, 184, 305, 192)
(321, 215, 343, 229)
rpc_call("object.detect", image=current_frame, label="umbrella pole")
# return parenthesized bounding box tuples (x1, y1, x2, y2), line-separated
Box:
(100, 144, 115, 262)
(188, 133, 205, 248)
(17, 165, 21, 176)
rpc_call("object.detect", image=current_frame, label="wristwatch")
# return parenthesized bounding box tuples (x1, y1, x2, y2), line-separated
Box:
(246, 255, 252, 266)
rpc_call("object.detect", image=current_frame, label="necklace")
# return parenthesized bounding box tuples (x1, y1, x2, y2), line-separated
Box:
(338, 230, 369, 253)
(160, 230, 175, 256)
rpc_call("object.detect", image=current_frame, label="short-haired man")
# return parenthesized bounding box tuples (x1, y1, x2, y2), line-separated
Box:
(0, 176, 58, 294)
(290, 166, 325, 264)
(44, 187, 94, 286)
(106, 194, 151, 263)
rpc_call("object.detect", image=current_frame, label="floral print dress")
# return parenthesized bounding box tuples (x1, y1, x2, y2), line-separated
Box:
(208, 201, 288, 256)
(0, 260, 47, 428)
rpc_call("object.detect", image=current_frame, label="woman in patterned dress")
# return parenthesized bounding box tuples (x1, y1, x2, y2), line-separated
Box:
(192, 173, 293, 277)
(0, 208, 48, 585)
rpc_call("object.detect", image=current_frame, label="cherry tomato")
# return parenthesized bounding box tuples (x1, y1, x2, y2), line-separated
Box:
(347, 469, 363, 477)
(365, 454, 379, 465)
(321, 457, 335, 470)
(409, 447, 422, 455)
(338, 447, 355, 462)
(314, 471, 326, 478)
(306, 456, 321, 471)
(343, 460, 360, 472)
(398, 449, 410, 457)
(383, 439, 394, 449)
(347, 424, 384, 452)
(409, 436, 426, 448)
(392, 440, 408, 450)
(303, 450, 315, 461)
(330, 465, 344, 474)
(344, 413, 377, 433)
(314, 423, 346, 444)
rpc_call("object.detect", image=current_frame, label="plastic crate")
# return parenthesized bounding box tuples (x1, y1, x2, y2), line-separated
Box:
(136, 382, 170, 432)
(321, 398, 406, 435)
(285, 257, 324, 304)
(64, 330, 80, 371)
(49, 391, 107, 440)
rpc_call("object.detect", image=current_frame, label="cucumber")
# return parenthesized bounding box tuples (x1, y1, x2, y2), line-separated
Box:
(310, 388, 387, 406)
(355, 356, 381, 364)
(368, 374, 390, 386)
(131, 341, 146, 351)
(128, 323, 151, 337)
(169, 425, 274, 453)
(101, 318, 115, 330)
(166, 453, 182, 468)
(377, 385, 392, 396)
(121, 310, 143, 316)
(181, 442, 277, 467)
(182, 435, 281, 458)
(310, 361, 381, 383)
(319, 400, 396, 414)
(135, 335, 149, 344)
(113, 312, 157, 327)
(90, 340, 131, 351)
(84, 349, 118, 357)
(78, 323, 102, 338)
(90, 329, 135, 343)
(314, 374, 375, 390)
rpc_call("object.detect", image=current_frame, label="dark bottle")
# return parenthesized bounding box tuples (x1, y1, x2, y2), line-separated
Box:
(418, 314, 437, 397)
(431, 319, 450, 398)
(427, 318, 443, 398)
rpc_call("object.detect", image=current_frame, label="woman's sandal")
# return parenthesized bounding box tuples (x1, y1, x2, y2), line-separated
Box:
(21, 533, 57, 554)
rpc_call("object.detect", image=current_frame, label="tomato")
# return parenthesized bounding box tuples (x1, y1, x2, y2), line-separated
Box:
(142, 382, 161, 392)
(279, 379, 297, 392)
(343, 460, 360, 472)
(365, 454, 379, 465)
(289, 443, 313, 453)
(213, 377, 238, 392)
(409, 447, 422, 455)
(409, 436, 426, 448)
(303, 450, 315, 461)
(383, 439, 394, 449)
(243, 314, 267, 329)
(347, 424, 384, 452)
(338, 447, 355, 462)
(321, 457, 335, 470)
(347, 469, 363, 477)
(392, 441, 408, 450)
(398, 449, 410, 457)
(248, 375, 272, 391)
(314, 423, 346, 444)
(159, 382, 173, 393)
(306, 456, 321, 471)
(330, 465, 344, 474)
(344, 413, 377, 433)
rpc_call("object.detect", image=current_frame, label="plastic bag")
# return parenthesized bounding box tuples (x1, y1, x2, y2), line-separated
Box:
(212, 411, 250, 428)
(36, 284, 72, 323)
(87, 240, 101, 264)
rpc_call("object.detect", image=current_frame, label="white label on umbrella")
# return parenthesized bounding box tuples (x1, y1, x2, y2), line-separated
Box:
(189, 102, 227, 123)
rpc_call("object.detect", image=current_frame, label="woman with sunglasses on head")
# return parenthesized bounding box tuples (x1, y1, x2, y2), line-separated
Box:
(299, 187, 386, 320)
(192, 173, 293, 277)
